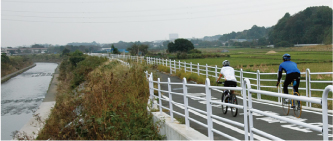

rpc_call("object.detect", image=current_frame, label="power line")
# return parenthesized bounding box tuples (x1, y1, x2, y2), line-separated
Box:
(1, 0, 286, 14)
(1, 4, 319, 24)
(2, 0, 308, 19)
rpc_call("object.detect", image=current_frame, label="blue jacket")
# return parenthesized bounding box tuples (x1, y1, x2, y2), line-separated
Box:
(277, 61, 300, 82)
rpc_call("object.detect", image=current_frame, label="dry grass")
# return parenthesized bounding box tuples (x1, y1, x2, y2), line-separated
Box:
(37, 59, 163, 140)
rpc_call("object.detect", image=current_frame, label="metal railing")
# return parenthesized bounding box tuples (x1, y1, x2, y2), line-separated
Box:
(143, 56, 332, 109)
(146, 71, 332, 140)
(99, 53, 332, 109)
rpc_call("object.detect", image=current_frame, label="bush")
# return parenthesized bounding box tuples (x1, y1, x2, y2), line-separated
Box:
(38, 61, 164, 140)
(188, 49, 202, 54)
(275, 41, 293, 47)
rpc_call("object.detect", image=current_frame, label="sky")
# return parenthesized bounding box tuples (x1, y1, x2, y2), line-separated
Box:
(1, 0, 332, 47)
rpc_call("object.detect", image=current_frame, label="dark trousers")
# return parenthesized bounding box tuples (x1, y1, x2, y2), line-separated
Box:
(224, 81, 237, 87)
(283, 72, 300, 94)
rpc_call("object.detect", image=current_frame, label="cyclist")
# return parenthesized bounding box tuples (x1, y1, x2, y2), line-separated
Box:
(216, 60, 237, 99)
(276, 54, 300, 105)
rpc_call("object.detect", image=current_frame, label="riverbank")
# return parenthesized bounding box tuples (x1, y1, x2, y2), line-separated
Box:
(16, 65, 59, 139)
(1, 63, 36, 83)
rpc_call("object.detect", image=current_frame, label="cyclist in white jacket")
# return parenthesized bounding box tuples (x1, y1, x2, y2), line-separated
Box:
(216, 60, 237, 95)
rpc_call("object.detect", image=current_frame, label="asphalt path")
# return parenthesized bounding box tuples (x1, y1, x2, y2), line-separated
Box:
(155, 71, 333, 140)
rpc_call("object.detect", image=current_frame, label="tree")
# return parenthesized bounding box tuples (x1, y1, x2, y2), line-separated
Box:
(111, 44, 120, 54)
(69, 50, 85, 67)
(1, 53, 10, 64)
(127, 44, 148, 56)
(167, 38, 194, 53)
(31, 44, 45, 48)
(62, 48, 70, 56)
(268, 6, 332, 44)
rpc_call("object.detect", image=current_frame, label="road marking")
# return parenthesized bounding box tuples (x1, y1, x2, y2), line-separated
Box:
(236, 96, 333, 116)
(162, 95, 269, 140)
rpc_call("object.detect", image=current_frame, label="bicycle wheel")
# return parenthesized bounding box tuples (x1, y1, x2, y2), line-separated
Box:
(282, 98, 290, 115)
(293, 93, 302, 118)
(231, 94, 238, 117)
(222, 95, 228, 114)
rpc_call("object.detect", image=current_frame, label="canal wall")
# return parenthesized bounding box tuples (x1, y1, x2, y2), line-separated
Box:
(16, 65, 59, 139)
(1, 63, 36, 83)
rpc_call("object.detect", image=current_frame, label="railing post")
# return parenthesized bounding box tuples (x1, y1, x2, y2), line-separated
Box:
(206, 64, 208, 78)
(166, 59, 168, 67)
(190, 62, 192, 73)
(321, 85, 333, 140)
(167, 78, 174, 122)
(149, 73, 154, 102)
(205, 78, 213, 140)
(184, 62, 187, 73)
(257, 70, 261, 99)
(242, 78, 249, 141)
(240, 68, 243, 96)
(306, 68, 310, 107)
(183, 78, 190, 129)
(308, 69, 312, 107)
(246, 78, 254, 140)
(174, 60, 176, 73)
(215, 65, 218, 81)
(197, 63, 200, 75)
(158, 78, 162, 115)
(169, 59, 172, 74)
(162, 58, 164, 66)
(179, 60, 181, 70)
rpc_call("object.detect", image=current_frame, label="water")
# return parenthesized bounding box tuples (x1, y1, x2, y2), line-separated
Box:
(1, 63, 58, 140)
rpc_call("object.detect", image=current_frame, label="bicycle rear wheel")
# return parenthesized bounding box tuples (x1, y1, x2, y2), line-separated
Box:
(293, 93, 302, 118)
(231, 94, 238, 117)
(282, 98, 290, 115)
(222, 96, 228, 114)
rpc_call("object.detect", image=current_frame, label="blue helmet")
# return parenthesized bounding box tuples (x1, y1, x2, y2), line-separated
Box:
(283, 53, 291, 61)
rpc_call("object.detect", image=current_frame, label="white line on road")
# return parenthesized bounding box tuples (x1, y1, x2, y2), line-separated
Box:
(162, 95, 269, 140)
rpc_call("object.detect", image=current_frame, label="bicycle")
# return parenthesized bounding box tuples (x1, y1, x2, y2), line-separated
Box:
(281, 79, 302, 118)
(217, 82, 238, 117)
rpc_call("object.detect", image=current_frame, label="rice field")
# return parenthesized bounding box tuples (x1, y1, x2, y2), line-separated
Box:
(175, 45, 332, 108)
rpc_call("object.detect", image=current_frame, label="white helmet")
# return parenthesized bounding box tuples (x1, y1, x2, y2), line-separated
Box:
(222, 60, 230, 66)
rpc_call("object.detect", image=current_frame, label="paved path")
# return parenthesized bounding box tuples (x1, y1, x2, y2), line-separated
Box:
(155, 71, 333, 140)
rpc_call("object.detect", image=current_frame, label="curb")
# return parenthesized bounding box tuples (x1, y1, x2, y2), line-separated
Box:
(1, 63, 36, 83)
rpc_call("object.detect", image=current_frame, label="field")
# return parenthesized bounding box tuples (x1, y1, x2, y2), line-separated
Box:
(176, 45, 332, 108)
(181, 45, 332, 75)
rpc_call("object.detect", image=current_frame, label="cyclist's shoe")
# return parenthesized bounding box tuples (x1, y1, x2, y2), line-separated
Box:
(291, 105, 295, 108)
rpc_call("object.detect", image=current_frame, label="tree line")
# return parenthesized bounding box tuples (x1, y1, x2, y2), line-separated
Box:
(214, 6, 332, 47)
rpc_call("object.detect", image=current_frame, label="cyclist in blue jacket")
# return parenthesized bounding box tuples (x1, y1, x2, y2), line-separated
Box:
(276, 54, 300, 103)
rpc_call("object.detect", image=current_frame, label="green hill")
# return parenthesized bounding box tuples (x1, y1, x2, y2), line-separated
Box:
(268, 6, 332, 46)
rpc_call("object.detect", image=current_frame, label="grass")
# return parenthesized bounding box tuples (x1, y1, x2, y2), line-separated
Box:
(37, 58, 164, 140)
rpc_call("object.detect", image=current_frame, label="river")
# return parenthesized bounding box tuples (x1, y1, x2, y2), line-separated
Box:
(1, 63, 58, 140)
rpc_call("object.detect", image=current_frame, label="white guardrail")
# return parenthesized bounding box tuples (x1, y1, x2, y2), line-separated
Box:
(101, 53, 332, 109)
(91, 53, 332, 140)
(145, 71, 332, 140)
(142, 56, 332, 108)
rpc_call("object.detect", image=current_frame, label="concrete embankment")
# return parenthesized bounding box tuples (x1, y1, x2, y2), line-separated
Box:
(17, 65, 59, 139)
(149, 100, 209, 140)
(1, 63, 36, 83)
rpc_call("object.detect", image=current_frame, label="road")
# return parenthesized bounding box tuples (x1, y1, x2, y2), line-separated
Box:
(155, 71, 333, 140)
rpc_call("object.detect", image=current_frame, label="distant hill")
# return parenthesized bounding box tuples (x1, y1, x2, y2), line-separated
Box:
(268, 6, 332, 45)
(217, 25, 271, 42)
(203, 6, 332, 47)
